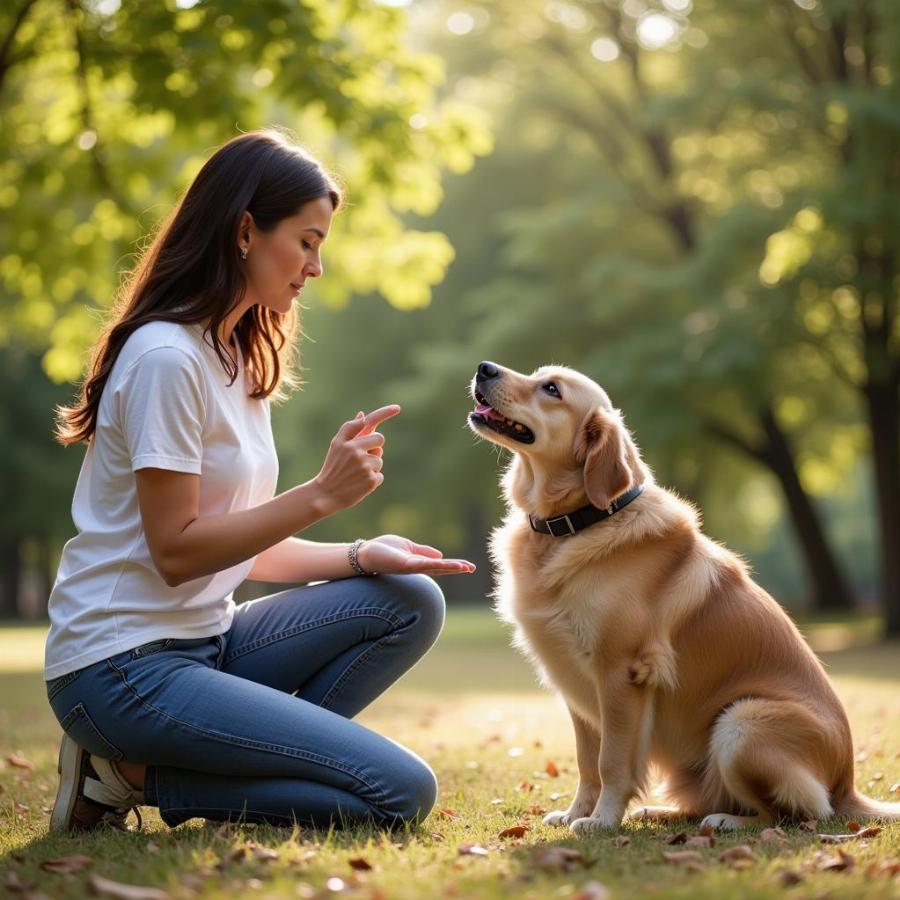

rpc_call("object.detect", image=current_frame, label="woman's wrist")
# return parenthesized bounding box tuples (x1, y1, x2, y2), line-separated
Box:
(347, 538, 373, 576)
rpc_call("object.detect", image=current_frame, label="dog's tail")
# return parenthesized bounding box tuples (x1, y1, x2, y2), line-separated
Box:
(833, 791, 900, 821)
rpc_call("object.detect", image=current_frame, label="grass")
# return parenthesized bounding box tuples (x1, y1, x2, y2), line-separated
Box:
(1, 607, 898, 899)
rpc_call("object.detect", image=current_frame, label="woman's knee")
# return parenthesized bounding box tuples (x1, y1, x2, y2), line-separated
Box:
(381, 757, 438, 827)
(376, 573, 446, 644)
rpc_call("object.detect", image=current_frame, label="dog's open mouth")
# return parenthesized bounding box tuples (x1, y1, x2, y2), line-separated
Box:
(469, 391, 535, 444)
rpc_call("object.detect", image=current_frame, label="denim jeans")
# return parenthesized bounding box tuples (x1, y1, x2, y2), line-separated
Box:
(46, 574, 445, 830)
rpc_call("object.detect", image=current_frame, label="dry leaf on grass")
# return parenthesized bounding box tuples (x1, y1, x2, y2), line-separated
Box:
(847, 820, 861, 832)
(573, 881, 610, 900)
(664, 832, 688, 845)
(39, 854, 95, 874)
(662, 850, 706, 869)
(686, 835, 715, 849)
(6, 753, 34, 771)
(613, 835, 631, 847)
(498, 825, 529, 838)
(775, 867, 804, 886)
(819, 826, 881, 844)
(800, 819, 818, 832)
(545, 761, 560, 778)
(719, 845, 757, 866)
(759, 827, 788, 844)
(348, 857, 373, 871)
(87, 875, 170, 900)
(532, 846, 584, 872)
(250, 845, 279, 862)
(437, 807, 457, 819)
(457, 843, 489, 858)
(812, 849, 856, 872)
(867, 858, 900, 877)
(515, 780, 534, 792)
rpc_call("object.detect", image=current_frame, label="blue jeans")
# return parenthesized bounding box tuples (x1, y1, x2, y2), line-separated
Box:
(45, 574, 445, 830)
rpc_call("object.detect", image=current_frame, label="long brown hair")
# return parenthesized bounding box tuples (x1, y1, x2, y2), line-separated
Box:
(54, 129, 342, 446)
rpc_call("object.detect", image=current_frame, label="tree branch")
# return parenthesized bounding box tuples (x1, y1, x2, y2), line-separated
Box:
(0, 0, 40, 93)
(65, 0, 135, 216)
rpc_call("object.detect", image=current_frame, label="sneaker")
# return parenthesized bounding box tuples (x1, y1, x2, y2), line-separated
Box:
(50, 734, 144, 833)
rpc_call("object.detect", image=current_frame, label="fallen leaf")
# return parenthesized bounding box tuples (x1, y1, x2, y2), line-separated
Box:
(428, 831, 445, 842)
(515, 780, 534, 792)
(250, 845, 279, 862)
(819, 826, 881, 844)
(775, 868, 804, 886)
(760, 826, 788, 844)
(867, 858, 900, 877)
(662, 850, 706, 867)
(457, 843, 489, 858)
(697, 825, 715, 838)
(545, 761, 560, 778)
(87, 875, 170, 900)
(39, 855, 95, 874)
(437, 807, 457, 819)
(528, 806, 546, 816)
(847, 820, 861, 833)
(890, 782, 899, 794)
(573, 881, 610, 900)
(348, 857, 372, 871)
(13, 802, 29, 814)
(686, 835, 715, 848)
(6, 754, 34, 771)
(665, 832, 688, 845)
(613, 835, 631, 847)
(800, 818, 818, 832)
(498, 825, 529, 838)
(719, 845, 757, 864)
(532, 846, 584, 872)
(813, 848, 855, 872)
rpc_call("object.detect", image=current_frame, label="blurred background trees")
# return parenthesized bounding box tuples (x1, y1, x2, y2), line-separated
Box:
(1, 0, 897, 637)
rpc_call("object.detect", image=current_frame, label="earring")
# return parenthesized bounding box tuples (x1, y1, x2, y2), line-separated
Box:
(240, 246, 248, 260)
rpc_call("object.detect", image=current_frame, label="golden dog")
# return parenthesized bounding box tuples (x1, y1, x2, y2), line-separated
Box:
(468, 360, 899, 831)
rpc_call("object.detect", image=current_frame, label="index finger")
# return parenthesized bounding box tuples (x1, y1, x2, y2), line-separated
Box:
(357, 404, 401, 436)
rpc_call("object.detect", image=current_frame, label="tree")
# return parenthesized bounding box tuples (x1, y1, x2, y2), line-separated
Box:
(396, 0, 898, 617)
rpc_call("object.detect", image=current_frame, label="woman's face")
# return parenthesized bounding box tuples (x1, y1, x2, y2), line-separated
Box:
(240, 196, 334, 314)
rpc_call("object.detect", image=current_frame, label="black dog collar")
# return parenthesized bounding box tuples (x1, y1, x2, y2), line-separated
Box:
(528, 483, 645, 538)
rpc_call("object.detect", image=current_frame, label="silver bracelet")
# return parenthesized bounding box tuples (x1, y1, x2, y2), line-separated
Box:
(348, 538, 372, 576)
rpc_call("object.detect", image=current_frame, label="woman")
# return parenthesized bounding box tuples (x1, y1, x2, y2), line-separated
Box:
(45, 129, 475, 834)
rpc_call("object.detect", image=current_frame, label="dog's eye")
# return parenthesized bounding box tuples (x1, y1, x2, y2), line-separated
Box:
(542, 382, 561, 398)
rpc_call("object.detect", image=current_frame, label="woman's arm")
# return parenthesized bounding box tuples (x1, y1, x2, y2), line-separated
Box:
(136, 408, 395, 588)
(246, 534, 477, 584)
(247, 537, 357, 583)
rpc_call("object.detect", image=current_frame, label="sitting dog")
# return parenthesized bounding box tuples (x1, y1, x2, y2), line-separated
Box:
(468, 360, 899, 831)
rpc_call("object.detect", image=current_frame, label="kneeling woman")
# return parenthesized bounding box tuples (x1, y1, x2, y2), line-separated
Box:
(45, 129, 475, 833)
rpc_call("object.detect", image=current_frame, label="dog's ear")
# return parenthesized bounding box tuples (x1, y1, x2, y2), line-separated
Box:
(575, 408, 633, 510)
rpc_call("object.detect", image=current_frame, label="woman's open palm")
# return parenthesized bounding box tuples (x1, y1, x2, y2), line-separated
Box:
(358, 534, 475, 577)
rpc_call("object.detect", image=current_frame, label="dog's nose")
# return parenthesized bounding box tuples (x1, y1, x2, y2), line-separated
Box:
(477, 361, 500, 382)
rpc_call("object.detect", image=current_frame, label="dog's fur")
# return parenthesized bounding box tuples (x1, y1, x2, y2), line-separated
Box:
(469, 362, 900, 832)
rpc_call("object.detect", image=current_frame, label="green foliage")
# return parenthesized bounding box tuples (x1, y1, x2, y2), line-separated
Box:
(0, 0, 491, 380)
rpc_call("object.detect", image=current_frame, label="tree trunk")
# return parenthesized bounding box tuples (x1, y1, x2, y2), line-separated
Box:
(704, 405, 855, 612)
(0, 536, 21, 618)
(863, 378, 900, 636)
(756, 407, 855, 612)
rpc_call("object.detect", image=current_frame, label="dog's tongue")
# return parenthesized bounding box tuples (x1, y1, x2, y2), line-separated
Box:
(475, 403, 493, 414)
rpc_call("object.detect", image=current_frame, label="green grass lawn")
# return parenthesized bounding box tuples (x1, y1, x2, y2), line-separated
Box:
(1, 608, 898, 899)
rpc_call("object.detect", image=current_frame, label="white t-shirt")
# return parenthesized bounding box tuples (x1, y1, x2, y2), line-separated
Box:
(44, 320, 279, 680)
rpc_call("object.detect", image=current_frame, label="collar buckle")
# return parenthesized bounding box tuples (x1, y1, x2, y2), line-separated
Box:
(545, 513, 576, 537)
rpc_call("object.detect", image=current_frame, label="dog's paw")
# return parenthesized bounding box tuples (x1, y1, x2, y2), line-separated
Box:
(700, 812, 759, 831)
(629, 805, 684, 824)
(542, 809, 574, 827)
(570, 814, 620, 834)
